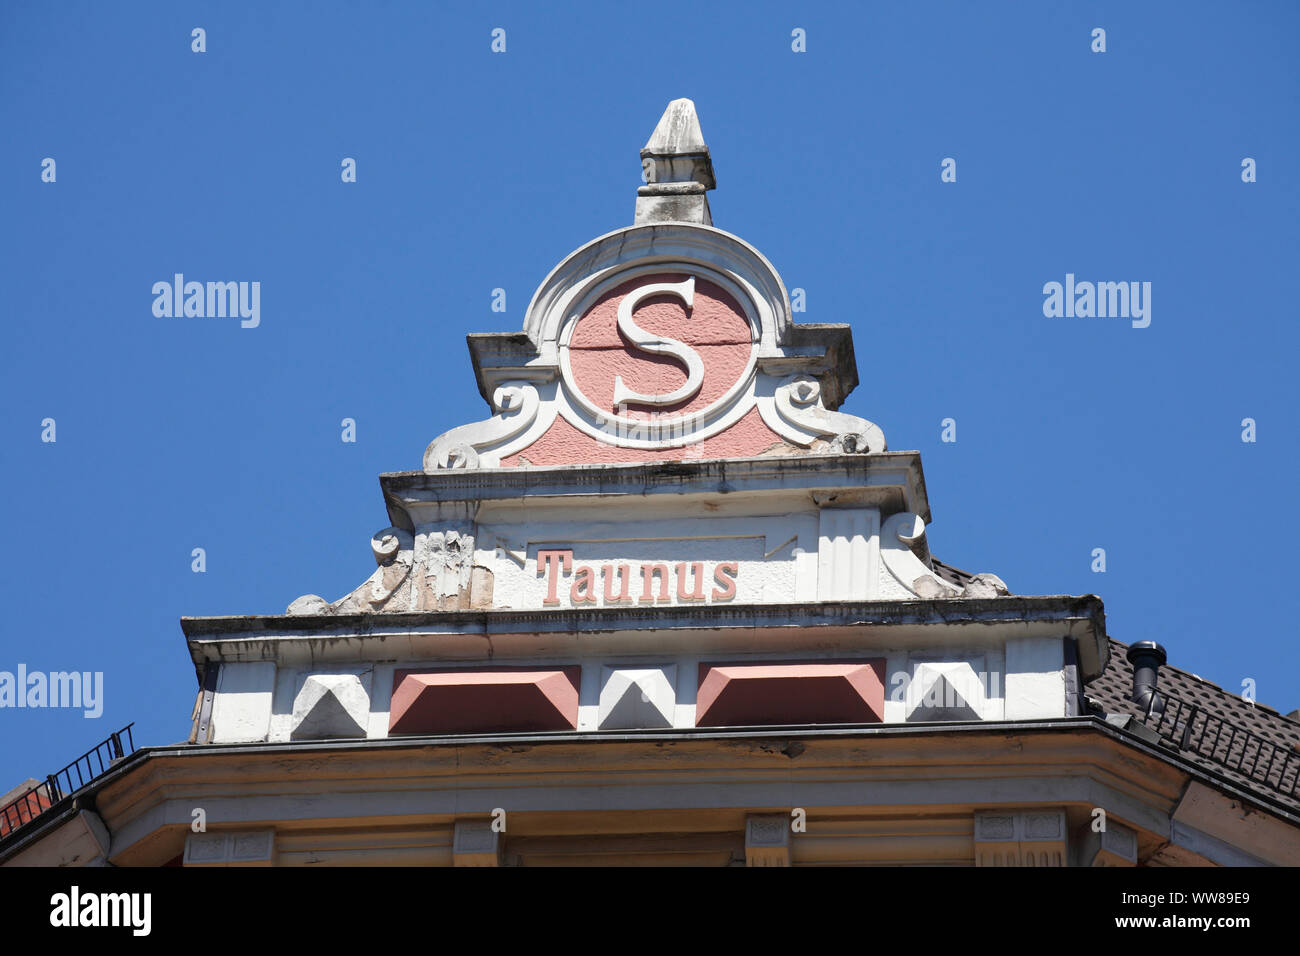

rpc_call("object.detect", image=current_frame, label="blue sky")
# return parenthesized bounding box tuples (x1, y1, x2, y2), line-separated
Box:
(2, 1, 1297, 789)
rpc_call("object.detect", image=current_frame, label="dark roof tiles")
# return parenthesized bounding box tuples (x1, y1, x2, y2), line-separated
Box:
(930, 558, 985, 591)
(1085, 638, 1300, 813)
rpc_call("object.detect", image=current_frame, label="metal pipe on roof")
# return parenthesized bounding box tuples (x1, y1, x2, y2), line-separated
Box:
(1127, 641, 1168, 717)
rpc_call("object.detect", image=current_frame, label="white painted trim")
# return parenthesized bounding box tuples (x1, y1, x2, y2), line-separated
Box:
(210, 662, 275, 744)
(523, 223, 791, 350)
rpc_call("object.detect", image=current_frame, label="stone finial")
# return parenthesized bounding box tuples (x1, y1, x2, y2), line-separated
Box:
(635, 98, 716, 226)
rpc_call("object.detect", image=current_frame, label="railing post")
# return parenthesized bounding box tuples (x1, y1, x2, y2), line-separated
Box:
(1179, 707, 1196, 749)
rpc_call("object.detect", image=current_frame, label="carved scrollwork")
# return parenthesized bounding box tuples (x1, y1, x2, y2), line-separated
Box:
(438, 443, 479, 469)
(287, 524, 493, 616)
(880, 512, 1009, 600)
(371, 527, 406, 564)
(881, 512, 959, 598)
(766, 374, 887, 454)
(422, 383, 541, 472)
(289, 527, 415, 615)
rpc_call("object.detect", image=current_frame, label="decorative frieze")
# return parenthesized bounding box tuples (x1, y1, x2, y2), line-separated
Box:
(1078, 820, 1138, 866)
(452, 821, 501, 867)
(183, 829, 276, 867)
(974, 809, 1067, 867)
(745, 814, 791, 867)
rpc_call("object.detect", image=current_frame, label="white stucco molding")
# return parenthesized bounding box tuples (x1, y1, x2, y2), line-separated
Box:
(209, 662, 275, 744)
(184, 594, 1112, 683)
(881, 513, 960, 599)
(387, 453, 930, 527)
(419, 223, 862, 469)
(760, 374, 886, 453)
(522, 223, 792, 352)
(1005, 638, 1066, 720)
(880, 512, 1009, 601)
(422, 381, 557, 471)
(285, 455, 931, 622)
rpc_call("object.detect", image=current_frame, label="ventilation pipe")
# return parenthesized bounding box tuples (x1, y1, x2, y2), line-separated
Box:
(1126, 641, 1167, 717)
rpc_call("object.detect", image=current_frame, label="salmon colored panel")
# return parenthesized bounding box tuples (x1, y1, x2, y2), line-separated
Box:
(569, 273, 752, 348)
(568, 344, 755, 417)
(695, 661, 886, 727)
(389, 667, 580, 735)
(567, 273, 753, 417)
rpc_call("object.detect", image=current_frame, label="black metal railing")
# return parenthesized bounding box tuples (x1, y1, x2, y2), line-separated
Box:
(1142, 695, 1300, 801)
(0, 724, 136, 838)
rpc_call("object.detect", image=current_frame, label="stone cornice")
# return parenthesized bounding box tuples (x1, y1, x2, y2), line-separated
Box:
(380, 450, 930, 526)
(181, 593, 1109, 679)
(78, 718, 1299, 863)
(13, 718, 1295, 866)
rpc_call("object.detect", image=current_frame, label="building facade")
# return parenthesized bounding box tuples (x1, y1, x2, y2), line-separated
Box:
(4, 100, 1299, 867)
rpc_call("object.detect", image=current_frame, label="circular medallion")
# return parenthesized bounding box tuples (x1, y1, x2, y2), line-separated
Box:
(561, 271, 757, 442)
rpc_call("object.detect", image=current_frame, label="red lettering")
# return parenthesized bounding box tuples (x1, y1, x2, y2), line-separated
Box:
(571, 565, 598, 604)
(639, 563, 670, 603)
(711, 562, 738, 601)
(537, 549, 573, 606)
(676, 562, 706, 601)
(603, 564, 632, 603)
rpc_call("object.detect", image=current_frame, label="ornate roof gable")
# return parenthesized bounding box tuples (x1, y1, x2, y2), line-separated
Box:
(424, 99, 881, 471)
(284, 100, 1023, 646)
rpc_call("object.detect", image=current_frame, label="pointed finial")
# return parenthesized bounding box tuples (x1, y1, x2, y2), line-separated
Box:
(635, 98, 716, 226)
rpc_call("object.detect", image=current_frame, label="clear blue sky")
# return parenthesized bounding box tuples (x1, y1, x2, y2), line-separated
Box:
(2, 2, 1297, 789)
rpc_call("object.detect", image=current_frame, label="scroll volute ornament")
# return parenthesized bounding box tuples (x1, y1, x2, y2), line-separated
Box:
(422, 383, 541, 472)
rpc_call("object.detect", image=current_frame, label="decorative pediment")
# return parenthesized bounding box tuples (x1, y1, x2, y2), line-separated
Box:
(422, 100, 882, 471)
(285, 100, 1008, 619)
